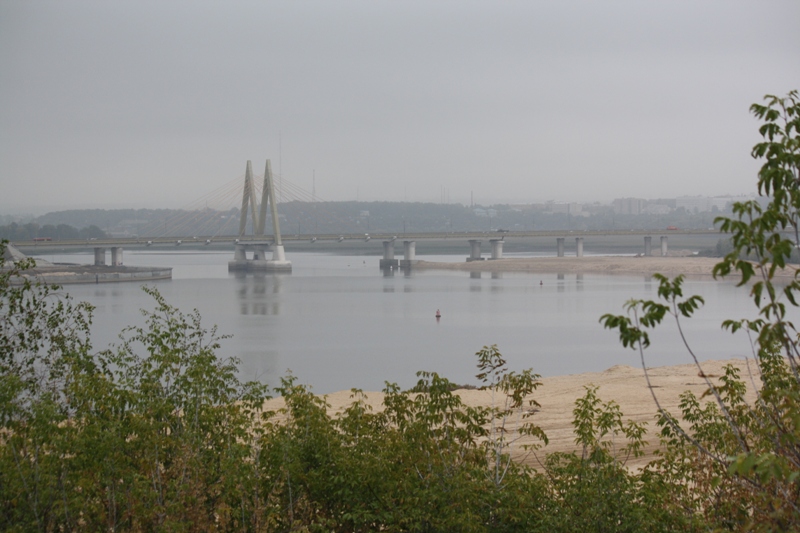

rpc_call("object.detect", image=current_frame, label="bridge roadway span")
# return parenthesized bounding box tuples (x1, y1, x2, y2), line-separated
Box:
(12, 229, 716, 249)
(12, 230, 716, 268)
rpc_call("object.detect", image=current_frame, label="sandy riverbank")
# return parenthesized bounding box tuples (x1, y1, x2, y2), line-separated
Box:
(413, 255, 796, 278)
(264, 358, 760, 471)
(7, 265, 173, 285)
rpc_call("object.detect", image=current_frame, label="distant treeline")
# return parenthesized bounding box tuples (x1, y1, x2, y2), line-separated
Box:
(5, 203, 727, 238)
(0, 222, 107, 241)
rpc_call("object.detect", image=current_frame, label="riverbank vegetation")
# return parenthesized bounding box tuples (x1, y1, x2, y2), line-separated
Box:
(0, 221, 106, 242)
(1, 92, 798, 531)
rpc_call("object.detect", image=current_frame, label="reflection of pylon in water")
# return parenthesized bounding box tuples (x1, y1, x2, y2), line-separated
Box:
(228, 160, 292, 272)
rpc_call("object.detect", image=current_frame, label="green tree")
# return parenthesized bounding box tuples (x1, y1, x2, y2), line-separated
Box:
(0, 244, 270, 531)
(256, 349, 551, 532)
(77, 224, 107, 239)
(538, 386, 697, 533)
(94, 287, 269, 530)
(601, 90, 800, 530)
(0, 249, 96, 530)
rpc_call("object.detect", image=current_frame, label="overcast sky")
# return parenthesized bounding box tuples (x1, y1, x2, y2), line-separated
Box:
(1, 1, 798, 214)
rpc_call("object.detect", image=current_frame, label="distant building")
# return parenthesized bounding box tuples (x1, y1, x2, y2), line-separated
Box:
(643, 204, 671, 215)
(676, 196, 709, 213)
(676, 195, 752, 213)
(612, 198, 645, 215)
(542, 202, 588, 217)
(708, 195, 751, 212)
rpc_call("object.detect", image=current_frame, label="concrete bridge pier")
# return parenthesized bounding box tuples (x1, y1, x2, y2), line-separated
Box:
(94, 247, 106, 266)
(644, 236, 652, 256)
(557, 238, 565, 257)
(380, 241, 399, 269)
(467, 240, 484, 261)
(110, 247, 123, 266)
(661, 236, 668, 256)
(400, 240, 416, 269)
(252, 244, 268, 261)
(229, 241, 290, 272)
(267, 245, 291, 271)
(576, 237, 584, 257)
(489, 239, 504, 260)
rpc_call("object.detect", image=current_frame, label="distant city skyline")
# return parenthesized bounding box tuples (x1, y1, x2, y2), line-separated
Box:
(1, 1, 798, 214)
(2, 191, 741, 241)
(0, 190, 759, 221)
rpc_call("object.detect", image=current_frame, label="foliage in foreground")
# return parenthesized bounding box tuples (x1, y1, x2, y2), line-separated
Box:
(0, 248, 696, 532)
(2, 91, 799, 531)
(602, 90, 800, 531)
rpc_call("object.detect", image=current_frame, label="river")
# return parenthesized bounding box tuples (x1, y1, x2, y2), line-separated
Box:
(34, 249, 760, 394)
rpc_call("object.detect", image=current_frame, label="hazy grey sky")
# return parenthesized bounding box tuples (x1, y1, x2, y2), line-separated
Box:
(1, 1, 798, 213)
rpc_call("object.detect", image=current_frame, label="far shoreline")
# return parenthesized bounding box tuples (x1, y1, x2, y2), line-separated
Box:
(411, 255, 796, 279)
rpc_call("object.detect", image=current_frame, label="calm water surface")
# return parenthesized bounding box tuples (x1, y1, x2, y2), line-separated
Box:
(38, 250, 763, 394)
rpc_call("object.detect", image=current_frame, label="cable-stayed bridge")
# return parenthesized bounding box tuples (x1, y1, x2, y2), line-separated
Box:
(129, 161, 337, 240)
(11, 159, 719, 271)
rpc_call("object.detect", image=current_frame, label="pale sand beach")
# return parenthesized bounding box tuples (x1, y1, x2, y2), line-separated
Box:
(264, 358, 761, 472)
(413, 255, 797, 279)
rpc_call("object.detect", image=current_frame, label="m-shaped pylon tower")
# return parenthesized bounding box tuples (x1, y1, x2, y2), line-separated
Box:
(228, 159, 292, 272)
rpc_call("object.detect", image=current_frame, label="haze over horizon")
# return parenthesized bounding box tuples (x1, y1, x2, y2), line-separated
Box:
(1, 1, 798, 215)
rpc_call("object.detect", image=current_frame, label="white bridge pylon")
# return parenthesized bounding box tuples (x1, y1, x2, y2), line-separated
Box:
(228, 159, 292, 273)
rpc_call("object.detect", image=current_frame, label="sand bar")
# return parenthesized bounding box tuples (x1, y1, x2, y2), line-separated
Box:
(413, 255, 797, 279)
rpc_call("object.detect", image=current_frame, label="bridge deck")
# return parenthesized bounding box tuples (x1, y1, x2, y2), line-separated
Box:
(11, 229, 720, 249)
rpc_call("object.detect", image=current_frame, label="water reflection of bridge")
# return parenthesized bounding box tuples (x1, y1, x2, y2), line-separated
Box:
(235, 271, 282, 316)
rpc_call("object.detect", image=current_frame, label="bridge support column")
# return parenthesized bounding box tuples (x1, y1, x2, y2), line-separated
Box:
(110, 247, 123, 266)
(467, 240, 484, 261)
(270, 244, 289, 265)
(252, 244, 268, 261)
(557, 237, 565, 257)
(380, 241, 399, 269)
(576, 237, 584, 257)
(93, 247, 106, 266)
(661, 236, 668, 257)
(229, 241, 290, 272)
(400, 240, 416, 269)
(644, 236, 652, 256)
(489, 239, 504, 260)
